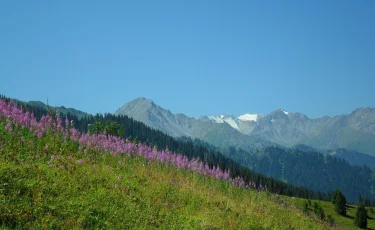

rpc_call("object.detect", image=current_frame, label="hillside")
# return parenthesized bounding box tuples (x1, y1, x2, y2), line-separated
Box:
(4, 95, 327, 201)
(227, 146, 374, 203)
(0, 99, 337, 229)
(5, 95, 374, 204)
(10, 98, 90, 119)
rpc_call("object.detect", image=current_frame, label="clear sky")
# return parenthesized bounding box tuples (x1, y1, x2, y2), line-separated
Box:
(0, 1, 374, 118)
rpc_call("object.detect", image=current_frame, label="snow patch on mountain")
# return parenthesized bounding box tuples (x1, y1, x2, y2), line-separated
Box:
(223, 117, 240, 130)
(282, 110, 289, 115)
(208, 116, 224, 123)
(238, 113, 260, 122)
(207, 115, 240, 130)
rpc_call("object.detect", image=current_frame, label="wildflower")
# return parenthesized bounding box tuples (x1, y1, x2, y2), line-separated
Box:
(65, 116, 69, 127)
(77, 159, 83, 165)
(114, 184, 118, 189)
(51, 155, 56, 161)
(117, 175, 122, 180)
(35, 154, 40, 159)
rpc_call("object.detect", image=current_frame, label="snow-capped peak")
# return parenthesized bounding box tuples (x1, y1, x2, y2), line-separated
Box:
(238, 113, 261, 122)
(207, 115, 240, 130)
(222, 117, 240, 130)
(208, 116, 224, 123)
(282, 110, 289, 115)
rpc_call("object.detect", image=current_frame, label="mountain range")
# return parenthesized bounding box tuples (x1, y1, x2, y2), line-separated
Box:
(115, 97, 375, 157)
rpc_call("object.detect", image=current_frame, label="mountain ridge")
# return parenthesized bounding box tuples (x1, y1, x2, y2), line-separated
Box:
(115, 97, 375, 156)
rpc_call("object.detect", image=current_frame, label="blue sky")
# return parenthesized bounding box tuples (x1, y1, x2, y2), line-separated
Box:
(0, 1, 374, 118)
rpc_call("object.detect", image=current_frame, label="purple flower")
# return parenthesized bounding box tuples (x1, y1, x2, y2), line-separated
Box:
(77, 159, 83, 165)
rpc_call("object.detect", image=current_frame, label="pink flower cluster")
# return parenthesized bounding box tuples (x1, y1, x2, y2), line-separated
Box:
(0, 99, 263, 190)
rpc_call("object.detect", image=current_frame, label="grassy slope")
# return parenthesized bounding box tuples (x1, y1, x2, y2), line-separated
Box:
(292, 197, 375, 230)
(1, 153, 331, 229)
(0, 106, 370, 230)
(0, 126, 330, 229)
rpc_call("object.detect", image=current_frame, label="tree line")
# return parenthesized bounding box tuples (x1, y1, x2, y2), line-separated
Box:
(226, 145, 375, 204)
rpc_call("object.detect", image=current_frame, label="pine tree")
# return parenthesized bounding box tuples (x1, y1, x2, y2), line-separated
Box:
(333, 189, 346, 215)
(354, 203, 368, 229)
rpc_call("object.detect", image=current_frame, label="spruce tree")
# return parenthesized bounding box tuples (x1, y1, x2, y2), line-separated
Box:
(354, 203, 367, 229)
(333, 189, 346, 215)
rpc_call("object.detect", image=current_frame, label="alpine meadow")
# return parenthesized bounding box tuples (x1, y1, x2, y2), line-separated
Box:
(1, 1, 375, 229)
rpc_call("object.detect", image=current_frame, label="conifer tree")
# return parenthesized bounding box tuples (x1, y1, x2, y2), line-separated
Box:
(333, 189, 346, 215)
(354, 196, 367, 229)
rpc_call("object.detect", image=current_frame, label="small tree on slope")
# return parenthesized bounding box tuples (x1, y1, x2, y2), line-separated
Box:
(354, 196, 368, 229)
(333, 189, 346, 216)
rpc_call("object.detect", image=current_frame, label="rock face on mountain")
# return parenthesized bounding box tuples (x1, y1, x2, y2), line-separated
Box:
(114, 98, 271, 150)
(115, 98, 375, 156)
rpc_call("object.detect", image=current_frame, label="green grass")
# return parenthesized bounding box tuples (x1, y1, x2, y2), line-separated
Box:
(292, 197, 375, 229)
(0, 153, 332, 229)
(0, 117, 365, 229)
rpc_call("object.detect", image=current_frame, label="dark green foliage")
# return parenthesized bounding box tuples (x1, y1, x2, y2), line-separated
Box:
(311, 202, 325, 220)
(312, 202, 325, 220)
(354, 195, 368, 229)
(313, 202, 319, 214)
(332, 189, 346, 216)
(88, 120, 124, 137)
(354, 204, 368, 228)
(82, 208, 108, 229)
(302, 201, 309, 216)
(229, 146, 373, 203)
(327, 215, 335, 227)
(317, 206, 325, 220)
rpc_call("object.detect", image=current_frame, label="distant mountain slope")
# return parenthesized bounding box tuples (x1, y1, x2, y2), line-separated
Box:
(114, 98, 272, 151)
(294, 144, 375, 168)
(330, 148, 375, 168)
(115, 98, 375, 156)
(10, 98, 90, 119)
(229, 146, 374, 203)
